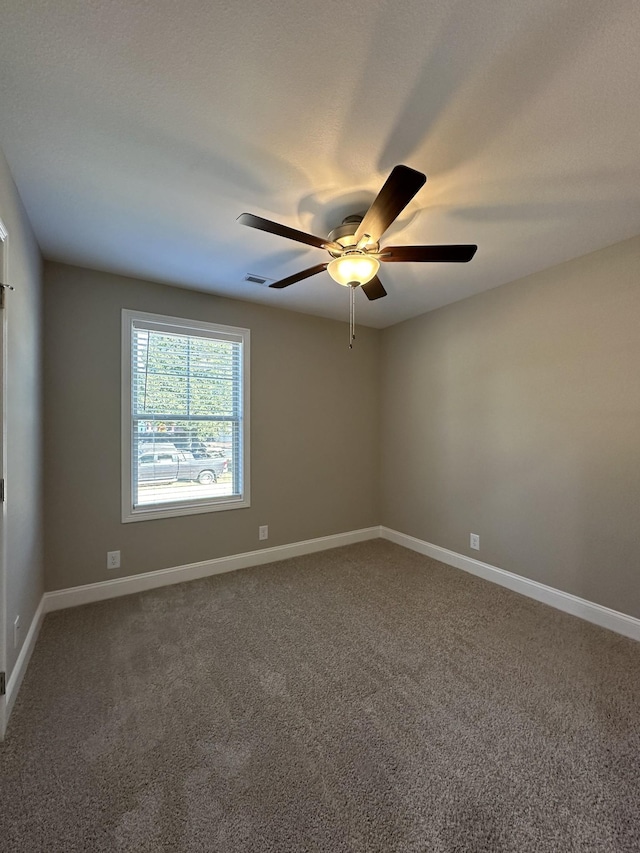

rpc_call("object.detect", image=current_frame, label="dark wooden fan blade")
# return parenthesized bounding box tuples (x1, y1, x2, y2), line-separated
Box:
(354, 165, 427, 244)
(380, 245, 478, 263)
(238, 213, 342, 253)
(269, 263, 328, 289)
(361, 276, 387, 301)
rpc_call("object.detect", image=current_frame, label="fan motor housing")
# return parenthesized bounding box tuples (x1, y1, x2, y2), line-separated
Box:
(327, 216, 379, 258)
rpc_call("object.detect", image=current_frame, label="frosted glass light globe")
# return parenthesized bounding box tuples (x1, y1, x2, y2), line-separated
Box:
(327, 254, 380, 286)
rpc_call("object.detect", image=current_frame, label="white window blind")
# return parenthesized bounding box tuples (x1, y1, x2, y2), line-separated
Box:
(122, 310, 250, 522)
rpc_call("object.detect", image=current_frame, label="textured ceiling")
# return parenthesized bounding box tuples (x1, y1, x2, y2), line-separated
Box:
(0, 0, 639, 328)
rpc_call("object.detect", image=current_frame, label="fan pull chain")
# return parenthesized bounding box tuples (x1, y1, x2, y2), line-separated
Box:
(349, 284, 356, 349)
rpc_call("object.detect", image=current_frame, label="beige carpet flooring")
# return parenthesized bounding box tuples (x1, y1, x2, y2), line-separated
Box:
(1, 539, 639, 852)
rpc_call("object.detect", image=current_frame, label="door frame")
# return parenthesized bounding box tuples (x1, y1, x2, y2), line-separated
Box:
(0, 217, 8, 737)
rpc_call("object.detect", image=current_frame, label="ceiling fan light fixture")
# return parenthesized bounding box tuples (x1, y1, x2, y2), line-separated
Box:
(327, 253, 380, 287)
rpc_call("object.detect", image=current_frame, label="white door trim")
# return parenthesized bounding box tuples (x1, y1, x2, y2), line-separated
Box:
(0, 218, 9, 738)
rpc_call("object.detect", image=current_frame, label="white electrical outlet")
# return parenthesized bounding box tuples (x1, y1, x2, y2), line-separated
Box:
(259, 525, 269, 541)
(470, 533, 480, 551)
(13, 615, 20, 649)
(107, 550, 121, 569)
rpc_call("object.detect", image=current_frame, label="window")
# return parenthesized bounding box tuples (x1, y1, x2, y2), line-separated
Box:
(122, 309, 250, 522)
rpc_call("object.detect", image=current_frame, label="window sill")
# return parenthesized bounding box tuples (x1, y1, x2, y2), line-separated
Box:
(122, 495, 250, 523)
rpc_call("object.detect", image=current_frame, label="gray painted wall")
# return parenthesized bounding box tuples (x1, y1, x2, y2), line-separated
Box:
(43, 234, 640, 619)
(381, 235, 640, 618)
(0, 150, 44, 679)
(44, 263, 380, 591)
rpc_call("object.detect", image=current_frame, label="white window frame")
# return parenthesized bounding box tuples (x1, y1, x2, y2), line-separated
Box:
(121, 309, 250, 523)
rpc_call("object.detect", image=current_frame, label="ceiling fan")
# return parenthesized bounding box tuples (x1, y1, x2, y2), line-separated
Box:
(238, 165, 477, 302)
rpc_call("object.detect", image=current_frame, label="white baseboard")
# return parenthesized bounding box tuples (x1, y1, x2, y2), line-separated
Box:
(380, 526, 640, 642)
(40, 524, 640, 637)
(43, 526, 380, 613)
(6, 524, 636, 737)
(3, 596, 45, 733)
